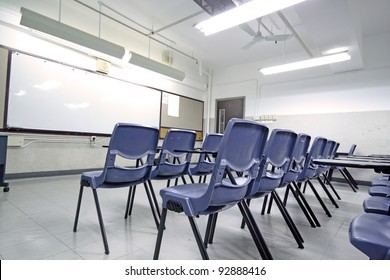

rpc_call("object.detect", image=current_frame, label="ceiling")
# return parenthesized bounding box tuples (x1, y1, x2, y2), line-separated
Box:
(61, 0, 390, 71)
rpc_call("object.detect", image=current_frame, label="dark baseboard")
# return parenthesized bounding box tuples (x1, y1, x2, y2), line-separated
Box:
(331, 177, 370, 187)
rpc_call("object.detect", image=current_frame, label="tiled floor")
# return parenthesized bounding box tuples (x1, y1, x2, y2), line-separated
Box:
(0, 175, 368, 260)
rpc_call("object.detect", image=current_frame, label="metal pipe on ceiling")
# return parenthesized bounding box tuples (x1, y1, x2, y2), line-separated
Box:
(73, 0, 199, 63)
(277, 11, 313, 57)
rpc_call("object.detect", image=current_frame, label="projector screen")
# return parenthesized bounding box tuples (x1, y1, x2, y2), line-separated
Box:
(6, 52, 161, 135)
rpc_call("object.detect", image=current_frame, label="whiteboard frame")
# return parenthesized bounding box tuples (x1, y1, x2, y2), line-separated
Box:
(4, 50, 162, 136)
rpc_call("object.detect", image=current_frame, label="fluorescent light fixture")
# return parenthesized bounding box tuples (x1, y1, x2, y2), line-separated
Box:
(259, 51, 351, 75)
(128, 52, 185, 81)
(19, 7, 125, 59)
(195, 0, 306, 36)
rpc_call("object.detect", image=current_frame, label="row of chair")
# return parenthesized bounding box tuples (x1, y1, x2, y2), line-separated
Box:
(154, 121, 364, 259)
(349, 167, 390, 259)
(72, 120, 355, 259)
(73, 123, 223, 255)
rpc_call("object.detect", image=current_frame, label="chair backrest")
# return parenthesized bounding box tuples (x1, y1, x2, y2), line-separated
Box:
(348, 144, 357, 156)
(202, 133, 224, 151)
(296, 136, 327, 182)
(100, 123, 159, 185)
(248, 128, 297, 196)
(152, 128, 196, 178)
(190, 133, 223, 175)
(281, 133, 311, 185)
(332, 142, 340, 158)
(316, 139, 337, 175)
(322, 140, 337, 160)
(194, 118, 269, 212)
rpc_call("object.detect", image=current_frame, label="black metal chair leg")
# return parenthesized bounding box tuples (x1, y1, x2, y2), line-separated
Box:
(343, 168, 358, 188)
(153, 208, 168, 260)
(204, 214, 214, 248)
(188, 216, 209, 260)
(147, 180, 161, 218)
(316, 177, 339, 208)
(124, 186, 137, 219)
(241, 199, 251, 228)
(283, 185, 290, 206)
(292, 182, 321, 227)
(272, 191, 304, 248)
(288, 183, 316, 228)
(238, 201, 273, 260)
(307, 180, 332, 217)
(322, 174, 341, 200)
(92, 188, 110, 255)
(208, 213, 218, 244)
(302, 181, 308, 193)
(339, 169, 357, 192)
(260, 195, 268, 215)
(266, 194, 273, 214)
(143, 183, 160, 229)
(73, 185, 84, 232)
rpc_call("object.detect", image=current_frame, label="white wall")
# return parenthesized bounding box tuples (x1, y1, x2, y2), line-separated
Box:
(209, 45, 390, 183)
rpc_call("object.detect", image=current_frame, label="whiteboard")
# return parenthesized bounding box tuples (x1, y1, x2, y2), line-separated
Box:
(7, 52, 161, 135)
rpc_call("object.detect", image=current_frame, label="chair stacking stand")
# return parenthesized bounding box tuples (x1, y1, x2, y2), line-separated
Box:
(153, 118, 270, 260)
(73, 123, 159, 254)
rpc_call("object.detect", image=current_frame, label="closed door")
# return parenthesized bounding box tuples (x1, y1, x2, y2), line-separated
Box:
(216, 98, 244, 133)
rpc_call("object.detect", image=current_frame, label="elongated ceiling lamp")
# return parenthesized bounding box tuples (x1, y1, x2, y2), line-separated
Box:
(19, 7, 126, 59)
(128, 52, 185, 81)
(195, 0, 306, 36)
(258, 50, 351, 75)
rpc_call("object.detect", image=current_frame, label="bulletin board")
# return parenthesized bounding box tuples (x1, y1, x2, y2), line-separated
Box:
(160, 91, 204, 140)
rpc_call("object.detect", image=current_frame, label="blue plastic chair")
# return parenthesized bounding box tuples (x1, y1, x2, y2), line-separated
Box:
(363, 196, 390, 215)
(294, 137, 335, 217)
(126, 128, 197, 222)
(153, 118, 269, 260)
(187, 133, 223, 183)
(245, 129, 305, 249)
(314, 139, 342, 204)
(330, 144, 359, 192)
(150, 128, 196, 186)
(280, 133, 321, 228)
(368, 186, 390, 197)
(73, 123, 159, 254)
(371, 176, 390, 187)
(349, 213, 390, 259)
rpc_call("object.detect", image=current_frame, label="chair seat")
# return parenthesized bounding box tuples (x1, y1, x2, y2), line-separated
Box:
(368, 186, 390, 197)
(161, 181, 248, 217)
(372, 178, 390, 186)
(363, 196, 390, 215)
(349, 213, 390, 259)
(81, 170, 146, 189)
(151, 164, 187, 179)
(188, 162, 214, 176)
